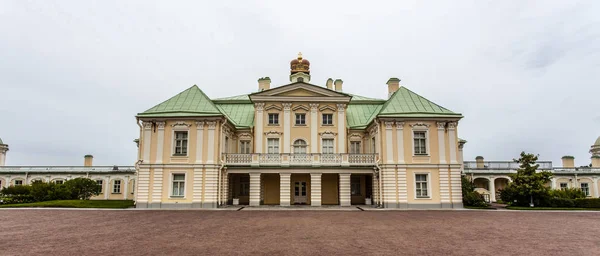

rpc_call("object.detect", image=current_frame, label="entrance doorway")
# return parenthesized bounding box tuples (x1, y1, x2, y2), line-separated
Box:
(294, 181, 307, 204)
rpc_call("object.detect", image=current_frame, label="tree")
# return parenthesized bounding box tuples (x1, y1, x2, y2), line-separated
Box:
(461, 175, 487, 207)
(501, 152, 552, 207)
(64, 178, 101, 200)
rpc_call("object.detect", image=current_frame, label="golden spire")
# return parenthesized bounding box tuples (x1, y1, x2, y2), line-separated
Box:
(298, 52, 303, 60)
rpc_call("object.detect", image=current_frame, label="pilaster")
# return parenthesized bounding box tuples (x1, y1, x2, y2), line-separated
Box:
(396, 122, 405, 164)
(249, 172, 261, 206)
(489, 177, 496, 202)
(155, 121, 165, 164)
(192, 168, 204, 207)
(310, 173, 322, 206)
(396, 168, 408, 208)
(280, 173, 291, 206)
(152, 169, 163, 205)
(310, 103, 319, 153)
(449, 167, 462, 208)
(283, 103, 292, 153)
(448, 122, 458, 164)
(206, 121, 216, 164)
(337, 104, 346, 153)
(439, 168, 450, 207)
(136, 167, 151, 207)
(382, 167, 397, 208)
(255, 103, 265, 153)
(104, 176, 110, 200)
(339, 173, 351, 206)
(385, 122, 394, 164)
(195, 122, 204, 164)
(202, 167, 218, 208)
(124, 176, 129, 200)
(142, 121, 152, 163)
(437, 122, 446, 164)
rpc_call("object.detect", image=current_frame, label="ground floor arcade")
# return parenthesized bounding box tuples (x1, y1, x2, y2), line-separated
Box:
(226, 172, 374, 206)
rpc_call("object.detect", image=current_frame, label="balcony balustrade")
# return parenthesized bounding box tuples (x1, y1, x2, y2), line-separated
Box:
(223, 153, 377, 167)
(463, 161, 553, 170)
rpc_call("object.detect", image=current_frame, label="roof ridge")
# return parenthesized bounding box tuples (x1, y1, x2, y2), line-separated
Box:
(138, 85, 221, 116)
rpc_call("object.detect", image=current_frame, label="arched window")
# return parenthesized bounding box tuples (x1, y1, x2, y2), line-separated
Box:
(293, 139, 307, 154)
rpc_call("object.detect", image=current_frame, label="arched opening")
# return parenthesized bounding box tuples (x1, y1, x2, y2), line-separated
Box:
(293, 139, 307, 154)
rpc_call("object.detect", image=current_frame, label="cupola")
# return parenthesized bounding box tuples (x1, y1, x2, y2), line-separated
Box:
(290, 52, 311, 83)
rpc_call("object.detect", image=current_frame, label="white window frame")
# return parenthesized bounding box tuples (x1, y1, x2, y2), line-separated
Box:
(295, 113, 306, 126)
(293, 139, 308, 154)
(580, 183, 590, 197)
(96, 180, 104, 194)
(53, 179, 65, 185)
(350, 141, 361, 154)
(412, 128, 430, 156)
(170, 173, 186, 198)
(322, 138, 335, 154)
(414, 173, 431, 199)
(112, 180, 122, 194)
(14, 179, 23, 186)
(267, 138, 280, 154)
(559, 182, 568, 190)
(268, 113, 279, 125)
(240, 140, 251, 154)
(172, 130, 189, 156)
(322, 113, 334, 125)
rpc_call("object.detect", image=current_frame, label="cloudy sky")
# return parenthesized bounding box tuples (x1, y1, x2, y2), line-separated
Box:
(1, 0, 599, 166)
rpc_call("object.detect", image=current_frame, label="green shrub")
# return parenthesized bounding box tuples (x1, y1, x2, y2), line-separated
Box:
(463, 191, 488, 207)
(1, 185, 31, 196)
(574, 198, 600, 208)
(548, 198, 575, 208)
(64, 178, 101, 200)
(549, 188, 586, 199)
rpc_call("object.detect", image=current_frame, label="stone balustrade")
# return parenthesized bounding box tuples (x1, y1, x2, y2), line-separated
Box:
(223, 153, 377, 167)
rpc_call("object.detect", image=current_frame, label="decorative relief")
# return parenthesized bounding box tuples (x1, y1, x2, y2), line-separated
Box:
(318, 105, 336, 112)
(395, 122, 405, 129)
(264, 130, 283, 136)
(368, 124, 379, 136)
(195, 121, 205, 128)
(238, 132, 253, 139)
(206, 121, 217, 129)
(171, 121, 191, 128)
(282, 103, 292, 111)
(142, 121, 153, 129)
(409, 122, 430, 128)
(436, 122, 446, 130)
(349, 133, 363, 140)
(319, 130, 337, 138)
(384, 121, 394, 129)
(336, 104, 346, 112)
(255, 103, 265, 111)
(447, 121, 457, 129)
(309, 103, 319, 111)
(292, 105, 309, 111)
(265, 104, 282, 111)
(156, 121, 166, 129)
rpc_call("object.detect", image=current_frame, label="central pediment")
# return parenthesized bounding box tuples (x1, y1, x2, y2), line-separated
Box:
(249, 82, 351, 103)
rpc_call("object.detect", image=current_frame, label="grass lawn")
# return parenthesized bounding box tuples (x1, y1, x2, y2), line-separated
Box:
(0, 200, 135, 209)
(506, 206, 600, 211)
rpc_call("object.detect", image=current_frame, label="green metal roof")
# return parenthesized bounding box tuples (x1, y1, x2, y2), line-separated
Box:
(348, 94, 386, 103)
(347, 104, 383, 129)
(378, 87, 462, 118)
(216, 104, 255, 128)
(213, 94, 252, 103)
(0, 137, 3, 144)
(138, 85, 222, 117)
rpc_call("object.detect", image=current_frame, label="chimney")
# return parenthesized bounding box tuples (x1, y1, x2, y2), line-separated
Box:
(387, 78, 400, 98)
(258, 77, 271, 91)
(326, 78, 333, 90)
(84, 155, 93, 167)
(475, 156, 484, 168)
(561, 156, 575, 168)
(592, 156, 600, 168)
(334, 79, 343, 91)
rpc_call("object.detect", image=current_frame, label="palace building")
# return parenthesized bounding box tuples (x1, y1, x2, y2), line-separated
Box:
(134, 53, 465, 209)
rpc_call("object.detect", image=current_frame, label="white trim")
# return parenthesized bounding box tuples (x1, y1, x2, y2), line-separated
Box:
(206, 121, 216, 164)
(310, 103, 319, 154)
(437, 122, 446, 164)
(111, 178, 123, 194)
(385, 122, 394, 164)
(168, 171, 187, 199)
(255, 103, 264, 153)
(155, 121, 165, 164)
(448, 122, 458, 164)
(195, 122, 204, 164)
(283, 103, 291, 153)
(337, 104, 346, 153)
(142, 122, 152, 163)
(411, 128, 430, 157)
(396, 122, 405, 164)
(321, 138, 335, 154)
(413, 172, 432, 200)
(171, 124, 190, 157)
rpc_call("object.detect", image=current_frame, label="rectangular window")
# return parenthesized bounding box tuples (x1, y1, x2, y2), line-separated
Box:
(14, 180, 23, 186)
(295, 113, 306, 125)
(267, 138, 279, 154)
(322, 114, 333, 125)
(415, 174, 429, 198)
(96, 180, 103, 193)
(350, 141, 361, 154)
(268, 113, 279, 125)
(580, 183, 590, 196)
(414, 131, 427, 155)
(174, 131, 188, 155)
(240, 141, 251, 154)
(322, 139, 334, 154)
(560, 183, 568, 190)
(351, 176, 361, 196)
(172, 174, 185, 197)
(113, 180, 121, 194)
(55, 180, 64, 185)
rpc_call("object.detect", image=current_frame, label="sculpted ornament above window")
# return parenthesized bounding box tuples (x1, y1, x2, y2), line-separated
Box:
(409, 122, 430, 128)
(171, 121, 191, 128)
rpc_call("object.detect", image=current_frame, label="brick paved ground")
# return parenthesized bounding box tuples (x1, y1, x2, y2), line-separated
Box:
(0, 209, 599, 255)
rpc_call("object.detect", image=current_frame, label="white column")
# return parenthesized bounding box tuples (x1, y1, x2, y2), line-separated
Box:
(280, 173, 291, 206)
(221, 171, 229, 205)
(550, 178, 557, 189)
(255, 103, 265, 153)
(593, 178, 599, 198)
(382, 168, 397, 207)
(136, 168, 151, 206)
(152, 169, 163, 204)
(310, 173, 322, 206)
(489, 178, 496, 202)
(449, 167, 463, 208)
(104, 176, 110, 199)
(337, 104, 346, 153)
(384, 122, 394, 164)
(339, 173, 351, 206)
(203, 167, 218, 208)
(155, 122, 165, 164)
(397, 168, 407, 208)
(310, 103, 319, 153)
(0, 150, 5, 166)
(448, 122, 458, 164)
(206, 121, 216, 164)
(439, 168, 450, 207)
(124, 176, 129, 200)
(437, 122, 446, 164)
(142, 122, 152, 163)
(249, 172, 261, 206)
(396, 122, 405, 164)
(192, 168, 203, 207)
(195, 122, 204, 164)
(283, 103, 292, 153)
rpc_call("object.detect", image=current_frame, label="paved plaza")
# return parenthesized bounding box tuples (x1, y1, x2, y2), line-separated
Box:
(0, 209, 599, 255)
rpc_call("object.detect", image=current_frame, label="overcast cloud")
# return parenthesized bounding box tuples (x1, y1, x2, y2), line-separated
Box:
(1, 0, 599, 166)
